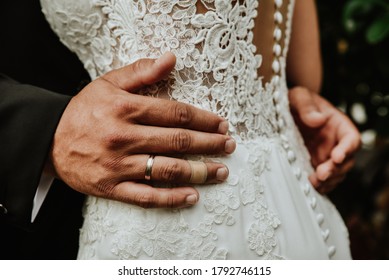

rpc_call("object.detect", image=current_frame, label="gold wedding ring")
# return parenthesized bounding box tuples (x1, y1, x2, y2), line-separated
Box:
(144, 155, 155, 180)
(188, 160, 208, 184)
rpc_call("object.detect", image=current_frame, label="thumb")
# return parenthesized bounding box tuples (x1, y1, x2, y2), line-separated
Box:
(289, 87, 326, 128)
(102, 52, 176, 92)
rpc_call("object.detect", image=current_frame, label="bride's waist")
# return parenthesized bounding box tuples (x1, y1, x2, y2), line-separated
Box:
(184, 136, 284, 164)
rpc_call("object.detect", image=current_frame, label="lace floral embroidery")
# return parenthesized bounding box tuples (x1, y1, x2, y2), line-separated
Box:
(41, 0, 295, 260)
(42, 0, 280, 139)
(41, 0, 116, 78)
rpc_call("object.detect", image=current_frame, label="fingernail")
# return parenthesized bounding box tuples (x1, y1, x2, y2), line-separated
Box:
(186, 194, 198, 206)
(218, 121, 229, 134)
(216, 167, 229, 181)
(309, 111, 322, 117)
(156, 52, 175, 65)
(156, 53, 167, 63)
(225, 138, 236, 154)
(335, 152, 346, 164)
(321, 172, 331, 181)
(309, 111, 324, 120)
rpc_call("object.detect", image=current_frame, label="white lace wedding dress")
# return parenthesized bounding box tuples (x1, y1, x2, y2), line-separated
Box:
(40, 0, 352, 259)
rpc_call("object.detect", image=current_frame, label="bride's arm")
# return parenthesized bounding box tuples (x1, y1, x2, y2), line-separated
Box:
(286, 0, 322, 93)
(286, 1, 360, 193)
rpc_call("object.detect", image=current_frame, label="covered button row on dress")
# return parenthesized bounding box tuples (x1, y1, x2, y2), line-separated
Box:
(272, 0, 283, 76)
(271, 0, 337, 259)
(301, 181, 337, 259)
(281, 131, 333, 248)
(271, 0, 302, 183)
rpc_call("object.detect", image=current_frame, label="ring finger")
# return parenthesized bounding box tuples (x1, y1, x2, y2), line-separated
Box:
(119, 155, 229, 185)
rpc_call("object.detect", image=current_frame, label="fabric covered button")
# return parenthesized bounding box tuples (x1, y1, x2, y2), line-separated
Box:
(310, 197, 317, 209)
(280, 134, 290, 149)
(322, 229, 330, 241)
(294, 167, 302, 179)
(280, 134, 288, 143)
(0, 203, 8, 215)
(272, 75, 280, 84)
(274, 11, 283, 24)
(287, 150, 296, 162)
(273, 44, 282, 56)
(303, 183, 311, 195)
(274, 28, 282, 41)
(273, 89, 281, 101)
(328, 246, 336, 258)
(278, 118, 285, 129)
(317, 213, 324, 225)
(272, 60, 280, 73)
(275, 0, 283, 8)
(275, 104, 282, 114)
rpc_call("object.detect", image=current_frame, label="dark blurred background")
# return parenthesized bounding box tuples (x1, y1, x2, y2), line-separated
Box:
(317, 0, 389, 259)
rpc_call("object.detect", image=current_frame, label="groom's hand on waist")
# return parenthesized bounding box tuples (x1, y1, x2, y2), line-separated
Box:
(48, 52, 236, 209)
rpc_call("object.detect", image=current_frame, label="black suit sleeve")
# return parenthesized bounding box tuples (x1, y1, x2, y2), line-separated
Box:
(0, 1, 88, 258)
(0, 74, 71, 229)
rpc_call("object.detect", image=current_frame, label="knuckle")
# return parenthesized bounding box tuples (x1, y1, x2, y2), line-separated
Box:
(133, 59, 144, 75)
(103, 130, 129, 150)
(170, 130, 192, 153)
(113, 97, 134, 116)
(132, 58, 152, 79)
(159, 161, 182, 182)
(101, 157, 123, 173)
(209, 136, 225, 153)
(94, 179, 116, 198)
(134, 192, 156, 209)
(171, 103, 193, 126)
(100, 70, 121, 88)
(165, 195, 177, 208)
(112, 96, 144, 124)
(130, 58, 156, 87)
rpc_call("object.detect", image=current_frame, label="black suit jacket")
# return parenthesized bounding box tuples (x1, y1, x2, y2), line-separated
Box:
(0, 1, 89, 259)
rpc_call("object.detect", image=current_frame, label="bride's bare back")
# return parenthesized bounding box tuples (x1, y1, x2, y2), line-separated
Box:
(196, 0, 288, 83)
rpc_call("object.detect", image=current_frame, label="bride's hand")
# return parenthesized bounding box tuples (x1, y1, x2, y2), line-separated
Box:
(289, 87, 361, 194)
(49, 52, 235, 208)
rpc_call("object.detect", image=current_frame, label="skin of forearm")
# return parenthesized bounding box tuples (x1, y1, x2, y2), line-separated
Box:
(286, 0, 322, 94)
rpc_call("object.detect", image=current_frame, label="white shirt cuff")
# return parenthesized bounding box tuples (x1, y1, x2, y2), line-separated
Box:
(31, 172, 54, 223)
